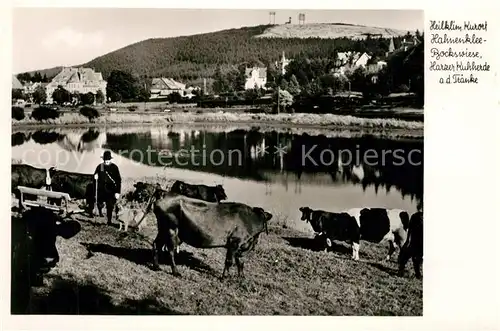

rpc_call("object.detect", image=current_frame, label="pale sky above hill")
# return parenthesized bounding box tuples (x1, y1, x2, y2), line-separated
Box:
(12, 8, 423, 73)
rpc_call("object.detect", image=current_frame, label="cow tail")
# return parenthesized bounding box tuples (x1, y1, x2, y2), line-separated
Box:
(265, 219, 269, 235)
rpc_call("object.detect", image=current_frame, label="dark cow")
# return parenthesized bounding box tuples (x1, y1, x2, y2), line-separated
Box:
(299, 206, 409, 261)
(11, 164, 55, 199)
(11, 207, 81, 313)
(143, 188, 272, 278)
(49, 169, 96, 213)
(126, 182, 164, 204)
(169, 180, 227, 203)
(398, 211, 423, 279)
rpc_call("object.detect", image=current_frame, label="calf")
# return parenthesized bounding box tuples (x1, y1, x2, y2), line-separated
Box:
(398, 211, 423, 279)
(300, 206, 409, 261)
(169, 180, 227, 203)
(11, 207, 81, 313)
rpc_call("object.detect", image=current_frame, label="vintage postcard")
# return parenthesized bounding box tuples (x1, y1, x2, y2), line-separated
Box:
(2, 2, 498, 331)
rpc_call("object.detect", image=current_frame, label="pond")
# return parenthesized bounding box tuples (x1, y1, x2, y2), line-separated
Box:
(11, 125, 423, 233)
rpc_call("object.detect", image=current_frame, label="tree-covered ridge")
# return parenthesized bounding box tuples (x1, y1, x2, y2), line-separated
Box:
(18, 24, 418, 85)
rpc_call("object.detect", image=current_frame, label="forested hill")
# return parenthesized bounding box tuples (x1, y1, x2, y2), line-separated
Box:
(19, 23, 414, 83)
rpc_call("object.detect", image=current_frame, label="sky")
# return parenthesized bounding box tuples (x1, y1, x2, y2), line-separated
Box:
(12, 8, 423, 73)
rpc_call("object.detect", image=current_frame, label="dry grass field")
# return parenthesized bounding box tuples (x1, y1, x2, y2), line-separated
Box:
(255, 23, 408, 40)
(16, 178, 423, 316)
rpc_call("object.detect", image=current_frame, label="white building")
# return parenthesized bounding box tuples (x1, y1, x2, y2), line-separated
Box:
(244, 67, 267, 90)
(334, 51, 372, 75)
(46, 67, 107, 103)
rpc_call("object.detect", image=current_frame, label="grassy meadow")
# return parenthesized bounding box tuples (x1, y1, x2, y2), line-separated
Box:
(17, 177, 423, 315)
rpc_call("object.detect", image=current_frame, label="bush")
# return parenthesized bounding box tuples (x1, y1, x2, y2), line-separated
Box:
(80, 106, 100, 121)
(12, 107, 25, 121)
(31, 107, 60, 121)
(128, 105, 138, 112)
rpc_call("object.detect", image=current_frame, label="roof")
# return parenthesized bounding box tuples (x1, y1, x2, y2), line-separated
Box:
(152, 77, 185, 90)
(50, 67, 105, 85)
(12, 75, 23, 89)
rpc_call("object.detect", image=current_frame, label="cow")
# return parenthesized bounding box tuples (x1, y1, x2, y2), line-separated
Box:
(169, 180, 227, 203)
(298, 207, 359, 255)
(142, 187, 272, 278)
(11, 164, 55, 200)
(299, 206, 410, 261)
(49, 169, 96, 214)
(398, 211, 423, 279)
(11, 207, 81, 313)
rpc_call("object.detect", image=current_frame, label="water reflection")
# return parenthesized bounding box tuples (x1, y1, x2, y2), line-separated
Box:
(12, 126, 423, 208)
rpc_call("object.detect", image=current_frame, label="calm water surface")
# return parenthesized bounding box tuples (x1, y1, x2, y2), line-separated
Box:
(12, 125, 423, 233)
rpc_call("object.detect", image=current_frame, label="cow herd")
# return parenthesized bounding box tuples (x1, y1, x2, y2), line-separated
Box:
(11, 163, 423, 312)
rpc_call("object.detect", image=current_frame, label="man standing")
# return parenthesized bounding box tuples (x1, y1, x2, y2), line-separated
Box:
(90, 150, 122, 225)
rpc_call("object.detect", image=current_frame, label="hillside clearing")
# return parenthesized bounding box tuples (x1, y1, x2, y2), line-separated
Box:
(256, 23, 408, 40)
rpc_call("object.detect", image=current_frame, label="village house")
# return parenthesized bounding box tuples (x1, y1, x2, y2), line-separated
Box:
(244, 67, 267, 90)
(150, 77, 186, 99)
(45, 67, 107, 104)
(334, 51, 372, 75)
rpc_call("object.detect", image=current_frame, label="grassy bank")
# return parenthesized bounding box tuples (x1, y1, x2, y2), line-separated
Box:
(17, 176, 422, 315)
(12, 110, 424, 132)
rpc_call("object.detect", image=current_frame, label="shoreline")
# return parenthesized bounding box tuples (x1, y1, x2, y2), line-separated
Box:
(12, 111, 424, 138)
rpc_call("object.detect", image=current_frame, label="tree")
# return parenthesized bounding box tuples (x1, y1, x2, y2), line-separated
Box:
(71, 92, 81, 105)
(12, 89, 25, 102)
(96, 90, 105, 104)
(12, 106, 25, 121)
(168, 92, 182, 103)
(31, 106, 60, 121)
(32, 86, 47, 105)
(106, 70, 139, 101)
(108, 91, 122, 103)
(287, 74, 301, 96)
(80, 106, 100, 122)
(81, 92, 95, 105)
(273, 89, 294, 112)
(52, 86, 71, 105)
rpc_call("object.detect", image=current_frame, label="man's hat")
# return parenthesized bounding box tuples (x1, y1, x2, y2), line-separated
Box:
(101, 150, 113, 160)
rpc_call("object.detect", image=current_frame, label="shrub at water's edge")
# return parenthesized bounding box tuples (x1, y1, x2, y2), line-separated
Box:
(80, 106, 100, 122)
(30, 106, 60, 122)
(12, 107, 25, 121)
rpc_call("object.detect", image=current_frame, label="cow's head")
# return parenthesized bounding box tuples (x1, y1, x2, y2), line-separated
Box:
(131, 181, 157, 203)
(299, 207, 312, 222)
(22, 207, 81, 276)
(214, 184, 228, 202)
(252, 207, 273, 235)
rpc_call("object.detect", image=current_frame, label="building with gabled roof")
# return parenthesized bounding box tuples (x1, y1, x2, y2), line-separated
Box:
(46, 67, 107, 103)
(150, 77, 186, 98)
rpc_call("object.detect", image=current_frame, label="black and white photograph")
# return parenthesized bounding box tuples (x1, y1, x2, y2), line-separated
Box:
(10, 8, 424, 316)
